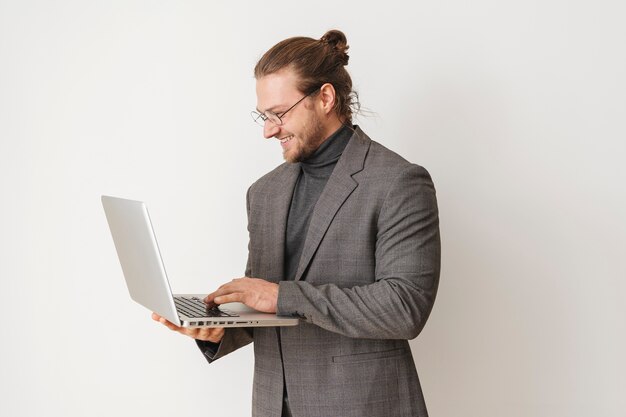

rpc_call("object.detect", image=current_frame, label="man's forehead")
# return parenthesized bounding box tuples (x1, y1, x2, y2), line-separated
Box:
(256, 69, 301, 111)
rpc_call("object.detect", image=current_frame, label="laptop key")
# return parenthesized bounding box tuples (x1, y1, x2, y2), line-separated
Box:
(175, 296, 239, 318)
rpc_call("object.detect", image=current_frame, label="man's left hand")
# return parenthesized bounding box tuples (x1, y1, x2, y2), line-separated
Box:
(205, 277, 279, 313)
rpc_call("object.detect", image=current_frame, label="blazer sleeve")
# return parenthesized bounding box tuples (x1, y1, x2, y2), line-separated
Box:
(276, 164, 441, 340)
(196, 327, 253, 363)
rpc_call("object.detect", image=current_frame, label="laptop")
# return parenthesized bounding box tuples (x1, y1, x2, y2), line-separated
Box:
(101, 195, 299, 328)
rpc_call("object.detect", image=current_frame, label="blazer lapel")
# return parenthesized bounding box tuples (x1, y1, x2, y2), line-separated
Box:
(294, 128, 371, 281)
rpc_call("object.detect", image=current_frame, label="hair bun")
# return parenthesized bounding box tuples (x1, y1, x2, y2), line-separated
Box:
(321, 29, 349, 65)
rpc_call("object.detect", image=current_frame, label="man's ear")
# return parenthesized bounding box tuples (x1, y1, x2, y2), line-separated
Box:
(318, 83, 337, 115)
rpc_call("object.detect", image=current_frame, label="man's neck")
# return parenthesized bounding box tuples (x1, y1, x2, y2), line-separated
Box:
(318, 115, 344, 147)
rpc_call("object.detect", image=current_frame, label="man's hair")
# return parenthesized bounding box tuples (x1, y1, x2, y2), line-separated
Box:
(254, 29, 359, 123)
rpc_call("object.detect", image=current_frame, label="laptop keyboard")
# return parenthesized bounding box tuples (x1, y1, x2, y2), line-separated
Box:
(174, 296, 238, 319)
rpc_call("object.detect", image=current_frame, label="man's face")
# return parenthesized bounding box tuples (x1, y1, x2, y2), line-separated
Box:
(255, 69, 326, 163)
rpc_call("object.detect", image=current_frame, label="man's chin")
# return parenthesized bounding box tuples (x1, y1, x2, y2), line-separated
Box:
(282, 135, 320, 163)
(282, 145, 301, 163)
(283, 150, 298, 163)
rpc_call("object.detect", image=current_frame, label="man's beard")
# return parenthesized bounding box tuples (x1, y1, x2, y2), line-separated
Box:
(284, 116, 326, 163)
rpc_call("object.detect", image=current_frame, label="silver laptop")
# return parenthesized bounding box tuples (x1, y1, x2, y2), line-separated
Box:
(101, 195, 299, 328)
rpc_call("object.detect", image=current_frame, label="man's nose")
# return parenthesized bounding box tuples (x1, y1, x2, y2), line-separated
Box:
(263, 120, 280, 139)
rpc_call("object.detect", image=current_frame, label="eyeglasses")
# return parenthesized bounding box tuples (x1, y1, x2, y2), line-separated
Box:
(251, 89, 318, 127)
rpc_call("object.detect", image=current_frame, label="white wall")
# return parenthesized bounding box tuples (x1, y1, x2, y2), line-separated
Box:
(1, 1, 624, 416)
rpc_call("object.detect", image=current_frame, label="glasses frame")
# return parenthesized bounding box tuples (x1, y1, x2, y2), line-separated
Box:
(251, 88, 319, 127)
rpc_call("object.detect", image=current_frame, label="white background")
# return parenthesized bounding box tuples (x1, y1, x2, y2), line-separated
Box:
(1, 1, 625, 416)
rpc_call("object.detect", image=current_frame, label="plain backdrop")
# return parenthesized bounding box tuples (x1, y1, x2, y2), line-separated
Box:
(1, 1, 625, 416)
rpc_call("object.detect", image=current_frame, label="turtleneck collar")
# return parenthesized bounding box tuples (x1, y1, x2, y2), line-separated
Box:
(300, 124, 352, 178)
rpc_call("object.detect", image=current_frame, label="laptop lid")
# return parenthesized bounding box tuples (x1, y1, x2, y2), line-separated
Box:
(101, 195, 299, 328)
(102, 195, 181, 325)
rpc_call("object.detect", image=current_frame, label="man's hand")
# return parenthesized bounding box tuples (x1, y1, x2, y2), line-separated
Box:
(205, 277, 279, 313)
(151, 312, 225, 343)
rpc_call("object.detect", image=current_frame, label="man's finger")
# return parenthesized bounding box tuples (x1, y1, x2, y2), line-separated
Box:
(159, 317, 180, 331)
(205, 277, 251, 303)
(206, 286, 230, 301)
(214, 292, 243, 305)
(209, 284, 240, 300)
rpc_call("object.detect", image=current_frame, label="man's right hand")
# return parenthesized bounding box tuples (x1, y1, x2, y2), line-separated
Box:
(151, 313, 225, 343)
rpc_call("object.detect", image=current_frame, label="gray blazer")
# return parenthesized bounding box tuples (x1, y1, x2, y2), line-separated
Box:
(199, 127, 441, 417)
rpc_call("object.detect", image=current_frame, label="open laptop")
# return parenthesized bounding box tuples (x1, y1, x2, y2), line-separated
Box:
(101, 195, 299, 328)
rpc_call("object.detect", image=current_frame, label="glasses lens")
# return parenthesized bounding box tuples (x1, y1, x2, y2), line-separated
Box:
(251, 111, 265, 126)
(250, 111, 284, 127)
(266, 112, 282, 126)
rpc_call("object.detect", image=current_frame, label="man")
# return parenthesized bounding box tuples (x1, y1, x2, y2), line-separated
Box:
(153, 29, 441, 417)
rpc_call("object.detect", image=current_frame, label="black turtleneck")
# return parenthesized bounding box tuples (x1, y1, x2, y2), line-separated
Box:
(283, 124, 352, 281)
